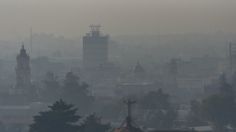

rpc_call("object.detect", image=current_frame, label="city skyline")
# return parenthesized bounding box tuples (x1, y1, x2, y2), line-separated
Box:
(0, 0, 235, 40)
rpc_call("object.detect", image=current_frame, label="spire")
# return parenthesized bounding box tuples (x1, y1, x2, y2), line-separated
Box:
(22, 44, 24, 49)
(133, 61, 145, 74)
(15, 41, 31, 92)
(20, 43, 27, 55)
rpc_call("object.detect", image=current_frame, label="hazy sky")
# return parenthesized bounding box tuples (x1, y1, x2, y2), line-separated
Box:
(0, 0, 235, 40)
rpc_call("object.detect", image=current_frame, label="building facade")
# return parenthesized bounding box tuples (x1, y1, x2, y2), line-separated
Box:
(83, 25, 109, 69)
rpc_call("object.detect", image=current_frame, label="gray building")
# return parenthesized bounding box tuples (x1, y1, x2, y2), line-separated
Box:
(83, 25, 109, 69)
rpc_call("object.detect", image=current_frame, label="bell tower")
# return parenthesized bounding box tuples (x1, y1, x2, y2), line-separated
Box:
(15, 45, 31, 93)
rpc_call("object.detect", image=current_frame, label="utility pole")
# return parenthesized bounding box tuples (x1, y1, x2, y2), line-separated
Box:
(123, 99, 136, 127)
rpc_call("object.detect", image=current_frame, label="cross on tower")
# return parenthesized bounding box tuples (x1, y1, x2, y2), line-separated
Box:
(123, 99, 136, 127)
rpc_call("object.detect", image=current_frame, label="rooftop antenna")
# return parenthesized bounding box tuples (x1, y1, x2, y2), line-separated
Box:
(89, 24, 101, 36)
(229, 41, 232, 73)
(20, 41, 26, 53)
(30, 27, 33, 56)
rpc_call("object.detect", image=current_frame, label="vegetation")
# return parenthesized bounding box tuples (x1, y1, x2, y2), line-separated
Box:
(138, 89, 177, 129)
(62, 72, 94, 114)
(30, 100, 111, 132)
(187, 74, 236, 132)
(80, 114, 111, 132)
(29, 99, 81, 132)
(41, 72, 61, 102)
(201, 75, 236, 132)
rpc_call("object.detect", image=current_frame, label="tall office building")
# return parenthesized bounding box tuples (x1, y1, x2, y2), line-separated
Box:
(83, 25, 109, 69)
(229, 42, 236, 73)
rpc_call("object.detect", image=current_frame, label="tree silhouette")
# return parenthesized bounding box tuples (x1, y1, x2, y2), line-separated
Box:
(201, 95, 235, 132)
(80, 114, 111, 132)
(62, 72, 94, 113)
(29, 99, 80, 132)
(201, 74, 236, 132)
(138, 89, 177, 129)
(41, 72, 61, 102)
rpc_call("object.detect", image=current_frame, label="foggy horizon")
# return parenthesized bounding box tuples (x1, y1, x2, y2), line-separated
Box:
(0, 0, 235, 40)
(0, 1, 236, 132)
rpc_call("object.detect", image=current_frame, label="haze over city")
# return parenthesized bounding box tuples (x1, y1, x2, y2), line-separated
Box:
(0, 0, 235, 40)
(0, 1, 235, 132)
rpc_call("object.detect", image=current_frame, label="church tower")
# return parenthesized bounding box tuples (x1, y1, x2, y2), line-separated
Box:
(15, 45, 31, 92)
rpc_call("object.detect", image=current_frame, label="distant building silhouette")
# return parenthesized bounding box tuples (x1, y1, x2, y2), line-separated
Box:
(115, 62, 157, 97)
(15, 45, 31, 93)
(83, 25, 109, 69)
(133, 61, 145, 75)
(229, 42, 236, 73)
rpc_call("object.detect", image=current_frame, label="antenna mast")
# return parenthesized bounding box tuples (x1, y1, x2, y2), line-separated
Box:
(89, 24, 101, 36)
(30, 28, 33, 55)
(229, 42, 232, 73)
(123, 99, 136, 127)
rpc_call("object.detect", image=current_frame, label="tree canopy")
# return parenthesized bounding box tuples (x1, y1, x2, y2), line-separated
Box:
(200, 74, 236, 132)
(62, 72, 94, 113)
(138, 89, 177, 129)
(80, 114, 111, 132)
(41, 72, 61, 102)
(29, 99, 81, 132)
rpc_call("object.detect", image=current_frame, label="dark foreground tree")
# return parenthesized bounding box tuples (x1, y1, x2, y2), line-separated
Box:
(138, 89, 177, 129)
(29, 99, 80, 132)
(201, 74, 236, 132)
(80, 114, 111, 132)
(62, 72, 94, 113)
(201, 94, 235, 132)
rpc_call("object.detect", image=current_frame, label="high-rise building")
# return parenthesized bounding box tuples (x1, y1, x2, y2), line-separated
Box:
(229, 42, 236, 73)
(83, 25, 109, 69)
(15, 45, 31, 92)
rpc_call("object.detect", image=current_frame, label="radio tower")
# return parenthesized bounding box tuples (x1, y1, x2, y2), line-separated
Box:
(30, 27, 33, 56)
(229, 42, 232, 72)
